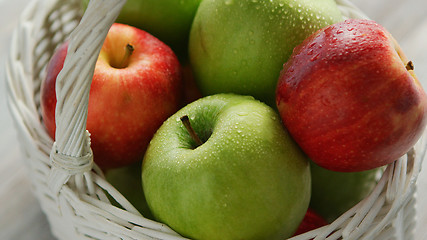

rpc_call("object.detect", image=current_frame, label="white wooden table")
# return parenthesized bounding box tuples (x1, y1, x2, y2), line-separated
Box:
(0, 0, 426, 239)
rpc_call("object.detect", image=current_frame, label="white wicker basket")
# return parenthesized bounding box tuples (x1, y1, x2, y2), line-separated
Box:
(5, 0, 426, 239)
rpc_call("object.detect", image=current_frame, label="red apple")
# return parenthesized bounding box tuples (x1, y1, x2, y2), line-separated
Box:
(293, 208, 328, 237)
(180, 62, 202, 107)
(276, 19, 427, 172)
(41, 23, 183, 170)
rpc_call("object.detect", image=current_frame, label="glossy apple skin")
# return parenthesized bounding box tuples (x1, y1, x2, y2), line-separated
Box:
(276, 19, 427, 172)
(142, 94, 311, 240)
(189, 0, 343, 107)
(82, 0, 202, 59)
(40, 23, 183, 170)
(292, 208, 328, 236)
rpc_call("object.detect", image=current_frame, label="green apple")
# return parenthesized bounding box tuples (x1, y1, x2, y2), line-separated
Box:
(82, 0, 202, 59)
(309, 162, 381, 222)
(104, 162, 154, 220)
(189, 0, 343, 107)
(142, 94, 311, 240)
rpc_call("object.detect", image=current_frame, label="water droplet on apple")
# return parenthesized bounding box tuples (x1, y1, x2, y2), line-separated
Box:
(310, 53, 320, 62)
(308, 42, 316, 49)
(225, 0, 233, 5)
(321, 96, 332, 106)
(331, 37, 338, 43)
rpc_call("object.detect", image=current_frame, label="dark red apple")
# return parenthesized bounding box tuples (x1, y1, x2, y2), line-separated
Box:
(180, 62, 202, 106)
(293, 208, 328, 237)
(41, 23, 183, 170)
(276, 19, 427, 172)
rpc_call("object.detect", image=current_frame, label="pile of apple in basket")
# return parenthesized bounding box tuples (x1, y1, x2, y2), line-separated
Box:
(39, 0, 427, 239)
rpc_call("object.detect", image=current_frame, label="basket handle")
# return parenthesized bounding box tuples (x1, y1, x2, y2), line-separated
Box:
(48, 0, 127, 194)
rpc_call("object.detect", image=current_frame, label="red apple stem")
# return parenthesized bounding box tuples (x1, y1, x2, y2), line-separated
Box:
(406, 61, 414, 71)
(180, 115, 203, 147)
(118, 43, 134, 68)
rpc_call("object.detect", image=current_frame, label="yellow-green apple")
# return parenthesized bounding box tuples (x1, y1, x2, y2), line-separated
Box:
(189, 0, 343, 107)
(276, 19, 427, 172)
(142, 94, 311, 240)
(40, 23, 183, 170)
(309, 162, 381, 222)
(82, 0, 202, 59)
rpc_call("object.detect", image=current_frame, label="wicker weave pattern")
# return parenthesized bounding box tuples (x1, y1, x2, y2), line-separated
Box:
(5, 0, 426, 239)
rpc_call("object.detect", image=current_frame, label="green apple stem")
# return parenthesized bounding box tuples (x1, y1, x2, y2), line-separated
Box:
(180, 115, 203, 147)
(118, 43, 134, 68)
(406, 61, 414, 71)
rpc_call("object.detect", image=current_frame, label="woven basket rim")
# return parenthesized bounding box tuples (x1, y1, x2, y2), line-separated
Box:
(5, 0, 426, 239)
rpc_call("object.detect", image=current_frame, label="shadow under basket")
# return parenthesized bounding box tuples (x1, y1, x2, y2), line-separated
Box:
(5, 0, 427, 239)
